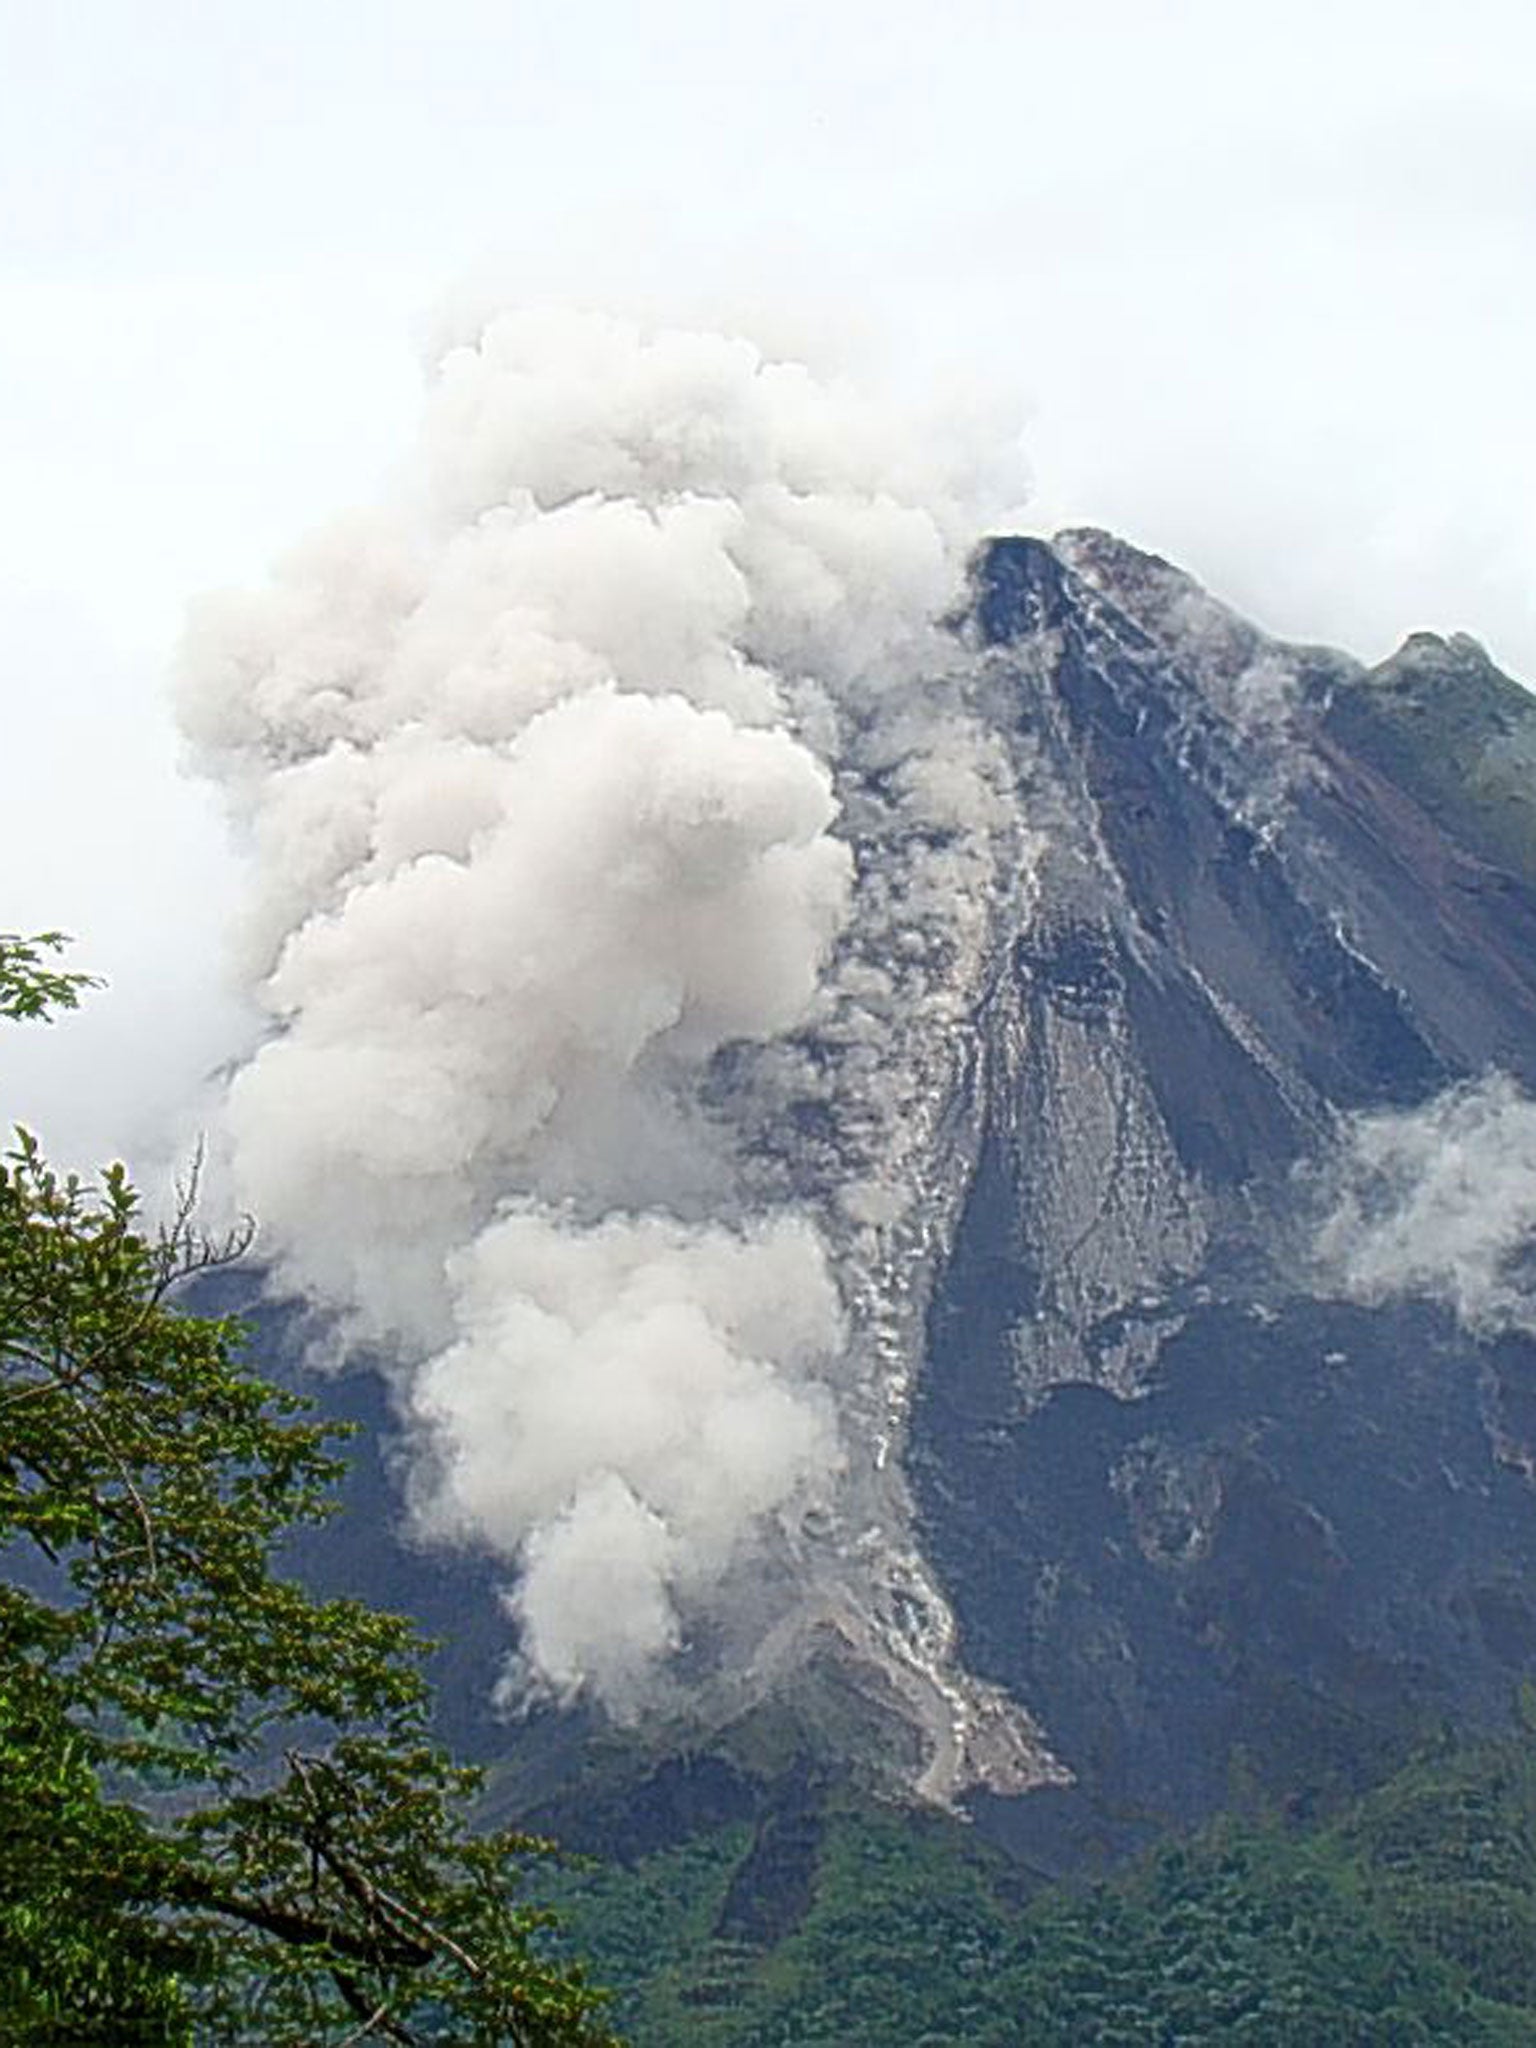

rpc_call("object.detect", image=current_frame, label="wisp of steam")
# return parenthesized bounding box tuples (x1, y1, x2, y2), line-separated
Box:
(176, 308, 1027, 1719)
(1315, 1072, 1536, 1337)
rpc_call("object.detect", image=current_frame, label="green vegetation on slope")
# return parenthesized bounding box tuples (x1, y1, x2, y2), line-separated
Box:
(0, 933, 617, 2045)
(547, 1733, 1536, 2045)
(1327, 632, 1536, 888)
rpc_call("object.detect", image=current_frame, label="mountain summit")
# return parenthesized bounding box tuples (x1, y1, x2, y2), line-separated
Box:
(902, 529, 1536, 1860)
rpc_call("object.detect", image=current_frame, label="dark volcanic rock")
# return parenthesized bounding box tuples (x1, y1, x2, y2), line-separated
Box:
(910, 533, 1536, 1864)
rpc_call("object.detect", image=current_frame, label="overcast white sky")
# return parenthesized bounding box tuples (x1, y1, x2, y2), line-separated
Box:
(4, 0, 1535, 1168)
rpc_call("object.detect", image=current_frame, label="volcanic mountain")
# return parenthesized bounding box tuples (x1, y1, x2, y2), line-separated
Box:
(914, 530, 1536, 1864)
(255, 526, 1536, 1874)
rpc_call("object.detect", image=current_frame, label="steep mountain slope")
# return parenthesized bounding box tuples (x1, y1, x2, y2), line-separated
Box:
(912, 531, 1536, 1863)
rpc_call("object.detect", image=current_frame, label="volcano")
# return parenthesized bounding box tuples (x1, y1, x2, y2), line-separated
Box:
(902, 528, 1536, 1862)
(245, 524, 1536, 1886)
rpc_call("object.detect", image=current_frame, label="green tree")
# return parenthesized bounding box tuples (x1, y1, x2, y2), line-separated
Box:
(0, 932, 621, 2045)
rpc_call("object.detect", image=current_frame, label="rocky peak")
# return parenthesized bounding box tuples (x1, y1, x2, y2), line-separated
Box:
(908, 534, 1536, 1862)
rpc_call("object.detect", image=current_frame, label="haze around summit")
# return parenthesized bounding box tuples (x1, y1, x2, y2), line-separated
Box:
(3, 0, 1535, 1167)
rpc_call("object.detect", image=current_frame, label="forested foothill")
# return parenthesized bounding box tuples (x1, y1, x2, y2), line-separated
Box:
(542, 1720, 1536, 2045)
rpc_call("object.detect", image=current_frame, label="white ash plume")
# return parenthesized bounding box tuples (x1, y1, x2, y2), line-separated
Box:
(415, 1208, 844, 1719)
(175, 307, 1029, 1721)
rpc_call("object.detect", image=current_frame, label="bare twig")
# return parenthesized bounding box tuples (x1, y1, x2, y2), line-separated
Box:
(64, 1391, 160, 1586)
(333, 1986, 417, 2047)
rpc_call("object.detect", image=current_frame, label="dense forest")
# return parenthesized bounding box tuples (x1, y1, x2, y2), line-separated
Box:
(544, 1721, 1536, 2044)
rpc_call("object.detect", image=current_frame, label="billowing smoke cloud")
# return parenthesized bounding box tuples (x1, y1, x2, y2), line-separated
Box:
(216, 690, 851, 1349)
(176, 308, 1025, 1716)
(414, 1209, 844, 1710)
(1313, 1073, 1536, 1334)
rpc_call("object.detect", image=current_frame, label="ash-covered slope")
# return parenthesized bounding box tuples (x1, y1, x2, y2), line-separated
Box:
(222, 505, 1536, 1867)
(911, 530, 1536, 1860)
